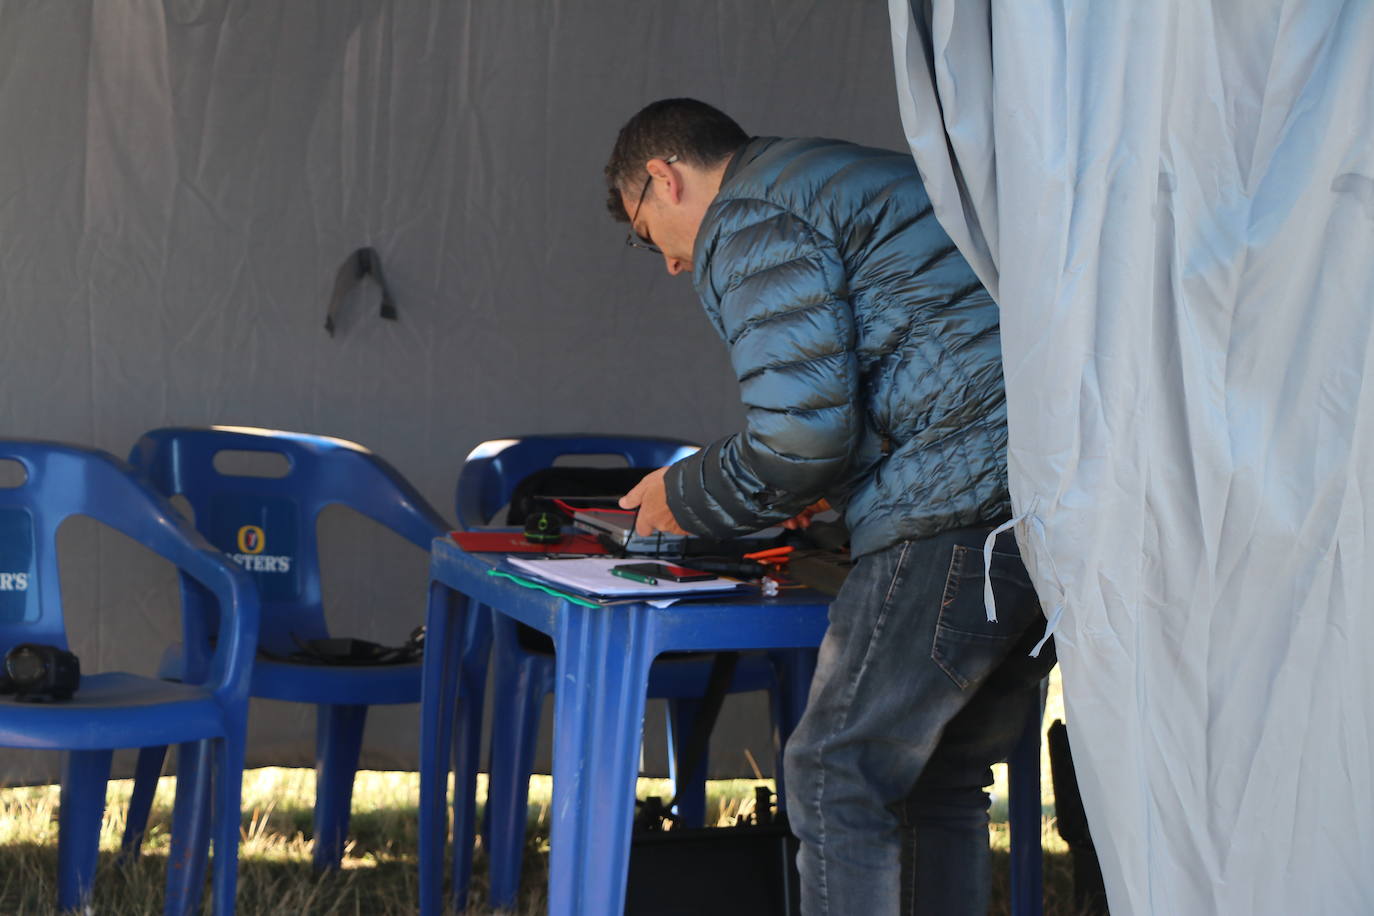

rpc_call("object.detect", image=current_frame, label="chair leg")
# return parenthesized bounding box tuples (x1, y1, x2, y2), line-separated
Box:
(209, 731, 247, 916)
(486, 651, 552, 909)
(164, 740, 213, 916)
(121, 744, 169, 858)
(57, 748, 114, 912)
(666, 697, 707, 827)
(1007, 702, 1045, 916)
(313, 703, 368, 870)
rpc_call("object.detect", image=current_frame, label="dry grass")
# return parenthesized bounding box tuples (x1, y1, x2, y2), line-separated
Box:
(0, 770, 1082, 915)
(0, 674, 1087, 914)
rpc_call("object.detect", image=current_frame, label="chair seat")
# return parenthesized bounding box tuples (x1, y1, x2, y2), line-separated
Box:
(251, 656, 423, 704)
(0, 672, 228, 750)
(156, 642, 423, 705)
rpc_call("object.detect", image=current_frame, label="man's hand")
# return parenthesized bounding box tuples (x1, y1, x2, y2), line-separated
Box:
(781, 498, 831, 531)
(619, 467, 689, 536)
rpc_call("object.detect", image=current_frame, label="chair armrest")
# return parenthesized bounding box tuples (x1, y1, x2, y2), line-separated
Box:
(76, 453, 260, 702)
(329, 451, 451, 549)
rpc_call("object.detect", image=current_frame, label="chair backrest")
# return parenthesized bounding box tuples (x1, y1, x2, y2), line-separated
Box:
(454, 434, 699, 529)
(128, 426, 449, 655)
(0, 440, 256, 697)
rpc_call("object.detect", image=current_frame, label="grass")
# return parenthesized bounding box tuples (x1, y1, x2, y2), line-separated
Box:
(0, 675, 1088, 914)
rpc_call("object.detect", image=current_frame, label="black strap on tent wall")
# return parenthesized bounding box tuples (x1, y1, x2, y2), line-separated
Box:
(325, 247, 398, 336)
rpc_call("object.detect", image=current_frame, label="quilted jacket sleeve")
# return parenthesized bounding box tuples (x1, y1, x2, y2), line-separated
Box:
(665, 201, 860, 537)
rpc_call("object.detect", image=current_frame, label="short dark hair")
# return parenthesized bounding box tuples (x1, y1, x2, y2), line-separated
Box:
(604, 98, 748, 222)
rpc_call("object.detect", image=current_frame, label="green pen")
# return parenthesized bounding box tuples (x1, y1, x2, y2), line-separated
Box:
(611, 566, 657, 585)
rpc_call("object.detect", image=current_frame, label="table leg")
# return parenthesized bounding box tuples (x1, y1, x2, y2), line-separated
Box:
(547, 605, 655, 916)
(449, 602, 492, 910)
(419, 580, 465, 916)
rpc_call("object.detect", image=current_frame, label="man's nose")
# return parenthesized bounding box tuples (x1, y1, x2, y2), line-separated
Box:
(664, 255, 686, 276)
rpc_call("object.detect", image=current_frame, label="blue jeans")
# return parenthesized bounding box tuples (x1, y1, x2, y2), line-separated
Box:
(783, 525, 1055, 916)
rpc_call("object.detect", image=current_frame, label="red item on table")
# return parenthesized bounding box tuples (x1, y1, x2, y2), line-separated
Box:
(448, 530, 608, 555)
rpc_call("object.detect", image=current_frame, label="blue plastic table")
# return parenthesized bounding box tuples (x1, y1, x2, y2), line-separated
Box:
(418, 537, 831, 916)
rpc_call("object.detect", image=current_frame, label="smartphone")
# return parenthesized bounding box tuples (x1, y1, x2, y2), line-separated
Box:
(613, 562, 717, 582)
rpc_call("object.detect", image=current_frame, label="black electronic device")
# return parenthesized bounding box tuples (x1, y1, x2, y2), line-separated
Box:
(614, 562, 716, 583)
(626, 651, 801, 916)
(0, 643, 81, 701)
(523, 510, 564, 543)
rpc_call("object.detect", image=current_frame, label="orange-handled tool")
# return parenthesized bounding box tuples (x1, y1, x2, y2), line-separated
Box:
(744, 545, 794, 566)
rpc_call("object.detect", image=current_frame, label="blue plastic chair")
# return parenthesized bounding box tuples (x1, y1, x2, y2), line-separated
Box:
(118, 426, 449, 870)
(452, 434, 816, 909)
(0, 440, 258, 914)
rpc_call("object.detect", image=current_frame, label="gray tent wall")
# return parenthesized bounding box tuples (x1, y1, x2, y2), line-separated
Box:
(0, 1, 907, 783)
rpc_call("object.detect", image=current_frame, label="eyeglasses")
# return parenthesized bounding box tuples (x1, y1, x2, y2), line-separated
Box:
(624, 154, 679, 254)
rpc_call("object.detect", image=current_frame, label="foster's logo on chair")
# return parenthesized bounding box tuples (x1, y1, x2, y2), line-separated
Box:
(206, 496, 300, 599)
(238, 524, 264, 554)
(230, 524, 293, 574)
(0, 509, 35, 622)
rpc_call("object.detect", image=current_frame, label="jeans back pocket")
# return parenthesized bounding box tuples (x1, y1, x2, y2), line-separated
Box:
(931, 544, 1041, 689)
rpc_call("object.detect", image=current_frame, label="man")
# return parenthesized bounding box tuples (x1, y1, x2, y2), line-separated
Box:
(607, 98, 1055, 916)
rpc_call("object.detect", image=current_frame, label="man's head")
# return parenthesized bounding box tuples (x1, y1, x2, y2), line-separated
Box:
(604, 98, 747, 275)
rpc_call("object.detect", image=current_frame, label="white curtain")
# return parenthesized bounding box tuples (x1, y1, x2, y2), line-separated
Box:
(890, 2, 1374, 912)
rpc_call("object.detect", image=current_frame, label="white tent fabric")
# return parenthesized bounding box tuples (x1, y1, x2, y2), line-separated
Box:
(890, 2, 1374, 913)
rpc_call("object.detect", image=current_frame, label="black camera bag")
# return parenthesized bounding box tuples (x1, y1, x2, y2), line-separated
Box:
(625, 651, 802, 916)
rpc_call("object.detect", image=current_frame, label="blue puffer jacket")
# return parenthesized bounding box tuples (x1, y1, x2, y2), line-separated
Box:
(664, 137, 1010, 558)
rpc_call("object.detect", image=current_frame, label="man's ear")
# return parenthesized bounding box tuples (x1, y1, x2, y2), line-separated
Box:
(645, 157, 683, 205)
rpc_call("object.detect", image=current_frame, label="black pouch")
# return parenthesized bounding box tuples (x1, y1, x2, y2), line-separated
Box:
(257, 626, 424, 666)
(626, 819, 800, 915)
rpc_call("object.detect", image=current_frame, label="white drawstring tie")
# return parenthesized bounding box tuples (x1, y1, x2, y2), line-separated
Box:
(980, 497, 1066, 658)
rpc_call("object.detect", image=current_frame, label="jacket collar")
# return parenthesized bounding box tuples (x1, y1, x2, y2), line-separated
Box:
(692, 137, 780, 296)
(718, 136, 776, 192)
